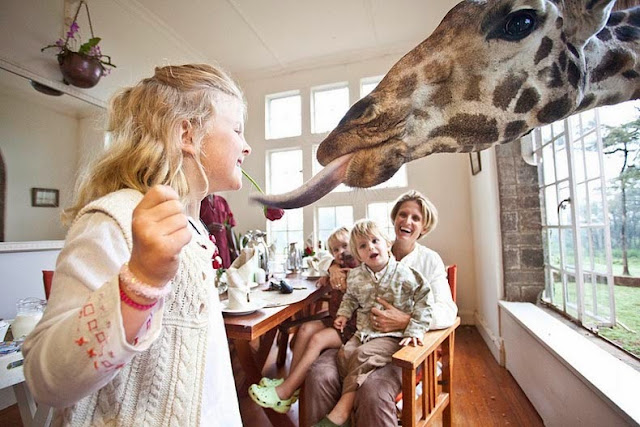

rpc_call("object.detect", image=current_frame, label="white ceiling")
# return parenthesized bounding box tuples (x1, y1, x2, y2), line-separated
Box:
(133, 0, 459, 79)
(0, 0, 459, 106)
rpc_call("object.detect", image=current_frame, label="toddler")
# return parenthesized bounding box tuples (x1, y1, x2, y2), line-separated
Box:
(314, 219, 433, 427)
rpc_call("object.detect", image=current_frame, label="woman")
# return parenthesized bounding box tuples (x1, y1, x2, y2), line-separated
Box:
(304, 190, 458, 426)
(23, 64, 250, 426)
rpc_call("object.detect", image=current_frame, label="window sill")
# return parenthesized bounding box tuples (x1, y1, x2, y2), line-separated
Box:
(499, 301, 640, 425)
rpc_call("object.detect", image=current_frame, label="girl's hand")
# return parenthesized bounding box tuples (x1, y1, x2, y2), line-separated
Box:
(128, 185, 192, 288)
(328, 264, 350, 291)
(334, 315, 347, 332)
(371, 298, 411, 332)
(399, 336, 423, 347)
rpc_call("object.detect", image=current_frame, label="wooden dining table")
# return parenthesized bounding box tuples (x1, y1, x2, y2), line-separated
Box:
(223, 273, 328, 427)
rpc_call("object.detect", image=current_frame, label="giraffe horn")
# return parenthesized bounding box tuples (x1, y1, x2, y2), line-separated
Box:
(250, 153, 353, 209)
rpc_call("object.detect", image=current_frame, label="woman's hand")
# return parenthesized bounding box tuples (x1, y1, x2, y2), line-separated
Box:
(334, 315, 348, 332)
(128, 185, 192, 288)
(316, 276, 329, 288)
(370, 298, 411, 332)
(399, 336, 423, 347)
(328, 263, 350, 292)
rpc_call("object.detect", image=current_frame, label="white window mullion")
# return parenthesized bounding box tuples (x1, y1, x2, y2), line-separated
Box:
(565, 116, 586, 323)
(594, 109, 617, 327)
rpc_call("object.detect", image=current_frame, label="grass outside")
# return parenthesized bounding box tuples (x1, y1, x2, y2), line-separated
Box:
(549, 280, 640, 357)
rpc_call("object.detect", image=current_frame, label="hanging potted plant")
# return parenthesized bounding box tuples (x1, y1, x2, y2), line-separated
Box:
(41, 0, 116, 88)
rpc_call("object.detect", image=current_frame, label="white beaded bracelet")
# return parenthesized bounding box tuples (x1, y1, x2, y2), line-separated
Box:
(119, 263, 173, 300)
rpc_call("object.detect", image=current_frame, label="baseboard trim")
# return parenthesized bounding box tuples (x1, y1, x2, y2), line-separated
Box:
(474, 311, 504, 365)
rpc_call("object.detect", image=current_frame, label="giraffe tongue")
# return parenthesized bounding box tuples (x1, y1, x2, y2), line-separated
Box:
(250, 153, 353, 209)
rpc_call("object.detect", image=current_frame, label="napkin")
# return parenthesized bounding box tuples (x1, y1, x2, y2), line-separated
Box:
(227, 247, 257, 285)
(226, 270, 252, 310)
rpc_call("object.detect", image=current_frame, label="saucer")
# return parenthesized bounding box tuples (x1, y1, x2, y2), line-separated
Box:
(221, 299, 266, 316)
(302, 272, 323, 280)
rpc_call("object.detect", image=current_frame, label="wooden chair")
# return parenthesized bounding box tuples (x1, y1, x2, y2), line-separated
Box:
(392, 264, 460, 426)
(42, 270, 54, 300)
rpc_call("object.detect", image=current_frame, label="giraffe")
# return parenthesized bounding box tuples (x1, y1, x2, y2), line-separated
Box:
(253, 0, 640, 209)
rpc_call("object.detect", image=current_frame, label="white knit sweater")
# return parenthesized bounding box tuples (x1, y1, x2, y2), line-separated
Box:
(23, 189, 238, 426)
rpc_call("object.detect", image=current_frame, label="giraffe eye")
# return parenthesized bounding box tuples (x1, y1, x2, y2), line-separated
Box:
(503, 10, 537, 41)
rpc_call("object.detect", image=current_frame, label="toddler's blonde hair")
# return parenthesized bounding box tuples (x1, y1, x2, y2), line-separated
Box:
(326, 226, 349, 251)
(63, 63, 244, 223)
(349, 219, 391, 262)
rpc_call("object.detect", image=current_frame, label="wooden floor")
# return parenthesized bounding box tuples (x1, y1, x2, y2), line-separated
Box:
(0, 326, 542, 426)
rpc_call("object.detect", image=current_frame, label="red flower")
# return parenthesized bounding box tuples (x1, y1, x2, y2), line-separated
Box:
(242, 169, 285, 222)
(264, 206, 285, 221)
(212, 256, 223, 270)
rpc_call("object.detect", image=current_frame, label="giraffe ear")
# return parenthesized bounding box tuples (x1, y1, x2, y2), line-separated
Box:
(563, 0, 617, 48)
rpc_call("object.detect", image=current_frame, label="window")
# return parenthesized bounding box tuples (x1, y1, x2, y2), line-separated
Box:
(266, 91, 301, 139)
(267, 149, 302, 194)
(533, 100, 640, 357)
(367, 202, 396, 241)
(311, 84, 349, 134)
(312, 144, 349, 192)
(269, 208, 304, 256)
(266, 148, 303, 254)
(360, 76, 383, 99)
(316, 206, 354, 246)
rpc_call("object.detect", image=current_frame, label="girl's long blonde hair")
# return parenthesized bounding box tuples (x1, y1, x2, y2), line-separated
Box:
(63, 63, 244, 224)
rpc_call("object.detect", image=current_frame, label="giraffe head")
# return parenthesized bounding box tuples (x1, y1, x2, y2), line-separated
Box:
(253, 0, 640, 209)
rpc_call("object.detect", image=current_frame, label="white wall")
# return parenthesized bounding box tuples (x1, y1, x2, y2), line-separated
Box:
(0, 92, 78, 241)
(0, 249, 59, 319)
(469, 149, 504, 362)
(227, 54, 477, 324)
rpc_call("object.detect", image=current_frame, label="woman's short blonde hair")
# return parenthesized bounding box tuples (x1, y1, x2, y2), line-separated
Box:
(390, 190, 438, 237)
(63, 63, 244, 223)
(349, 219, 391, 262)
(327, 226, 350, 250)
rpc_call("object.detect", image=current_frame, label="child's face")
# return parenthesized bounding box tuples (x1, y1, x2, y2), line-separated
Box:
(354, 233, 389, 273)
(329, 236, 350, 265)
(198, 94, 251, 192)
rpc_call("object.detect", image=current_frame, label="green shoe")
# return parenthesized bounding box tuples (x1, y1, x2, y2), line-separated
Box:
(259, 377, 284, 387)
(248, 384, 292, 414)
(313, 416, 350, 427)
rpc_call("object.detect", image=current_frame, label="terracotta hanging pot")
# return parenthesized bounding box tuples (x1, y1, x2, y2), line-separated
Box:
(57, 51, 103, 89)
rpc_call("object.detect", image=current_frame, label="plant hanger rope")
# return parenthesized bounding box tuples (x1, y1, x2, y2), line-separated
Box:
(65, 0, 95, 46)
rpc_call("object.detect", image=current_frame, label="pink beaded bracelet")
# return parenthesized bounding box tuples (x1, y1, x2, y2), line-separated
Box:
(119, 263, 173, 300)
(119, 287, 157, 311)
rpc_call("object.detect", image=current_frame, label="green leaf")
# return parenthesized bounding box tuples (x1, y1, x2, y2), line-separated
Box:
(78, 37, 101, 54)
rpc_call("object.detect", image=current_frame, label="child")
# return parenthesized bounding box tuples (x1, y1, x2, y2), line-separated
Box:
(314, 219, 434, 427)
(248, 227, 359, 413)
(22, 64, 250, 426)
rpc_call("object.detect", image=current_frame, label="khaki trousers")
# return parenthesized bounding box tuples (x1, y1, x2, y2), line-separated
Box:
(337, 336, 401, 394)
(302, 346, 403, 426)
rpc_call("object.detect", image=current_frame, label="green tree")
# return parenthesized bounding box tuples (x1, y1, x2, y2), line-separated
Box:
(603, 113, 640, 275)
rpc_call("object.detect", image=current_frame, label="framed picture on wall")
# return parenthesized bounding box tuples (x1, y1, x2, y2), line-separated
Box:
(31, 188, 59, 207)
(469, 152, 482, 176)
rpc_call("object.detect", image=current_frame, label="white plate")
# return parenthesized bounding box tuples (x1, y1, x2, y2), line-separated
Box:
(221, 299, 265, 316)
(302, 272, 323, 280)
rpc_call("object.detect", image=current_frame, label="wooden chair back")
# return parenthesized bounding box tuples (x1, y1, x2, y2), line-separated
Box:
(42, 270, 54, 300)
(393, 263, 460, 426)
(446, 264, 457, 302)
